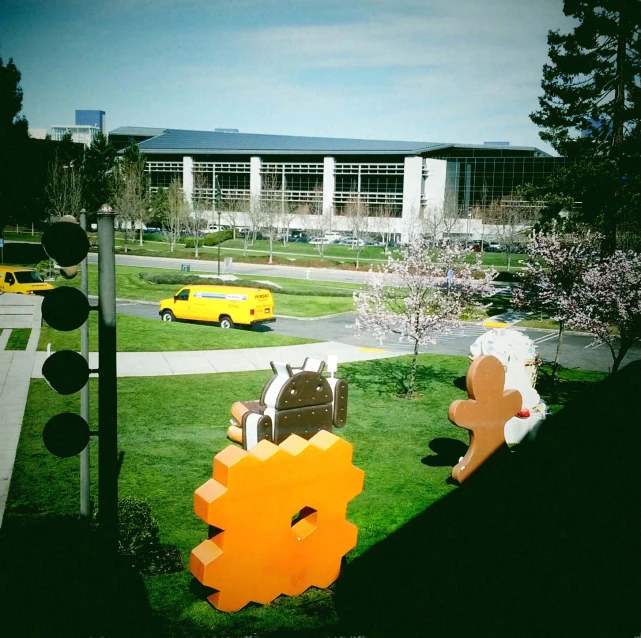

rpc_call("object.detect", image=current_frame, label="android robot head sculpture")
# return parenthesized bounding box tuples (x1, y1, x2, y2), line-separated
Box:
(228, 358, 349, 450)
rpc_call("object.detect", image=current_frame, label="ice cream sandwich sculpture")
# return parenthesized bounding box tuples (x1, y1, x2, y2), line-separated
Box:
(227, 358, 348, 450)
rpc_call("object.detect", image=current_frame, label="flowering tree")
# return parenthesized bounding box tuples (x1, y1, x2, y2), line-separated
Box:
(566, 251, 641, 375)
(354, 235, 495, 397)
(513, 230, 596, 378)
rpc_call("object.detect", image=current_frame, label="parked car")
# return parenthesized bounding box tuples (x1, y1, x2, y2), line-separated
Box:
(292, 236, 309, 243)
(0, 266, 54, 295)
(309, 237, 332, 245)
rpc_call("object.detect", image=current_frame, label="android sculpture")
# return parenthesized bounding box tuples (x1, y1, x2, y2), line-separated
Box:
(191, 358, 362, 613)
(449, 355, 522, 483)
(227, 358, 348, 450)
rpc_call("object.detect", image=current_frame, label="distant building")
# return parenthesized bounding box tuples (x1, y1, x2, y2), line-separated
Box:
(51, 125, 100, 147)
(76, 110, 106, 133)
(109, 126, 566, 242)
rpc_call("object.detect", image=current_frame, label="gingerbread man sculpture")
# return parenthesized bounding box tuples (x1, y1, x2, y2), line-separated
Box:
(448, 355, 522, 483)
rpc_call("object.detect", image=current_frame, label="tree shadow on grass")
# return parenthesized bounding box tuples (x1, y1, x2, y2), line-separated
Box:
(333, 360, 641, 638)
(340, 359, 461, 397)
(0, 515, 159, 638)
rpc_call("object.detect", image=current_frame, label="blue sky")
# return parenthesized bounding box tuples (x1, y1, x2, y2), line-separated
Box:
(2, 0, 573, 154)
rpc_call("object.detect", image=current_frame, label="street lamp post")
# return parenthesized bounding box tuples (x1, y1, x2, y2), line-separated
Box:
(217, 207, 221, 276)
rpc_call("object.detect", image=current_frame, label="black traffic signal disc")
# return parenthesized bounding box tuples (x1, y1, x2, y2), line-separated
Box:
(42, 222, 90, 267)
(43, 413, 90, 458)
(42, 350, 89, 395)
(42, 287, 90, 331)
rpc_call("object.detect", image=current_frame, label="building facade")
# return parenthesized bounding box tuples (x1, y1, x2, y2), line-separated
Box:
(52, 125, 100, 147)
(109, 127, 567, 241)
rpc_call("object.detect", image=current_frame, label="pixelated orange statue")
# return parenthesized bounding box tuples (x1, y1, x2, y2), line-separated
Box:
(190, 430, 364, 612)
(448, 355, 522, 483)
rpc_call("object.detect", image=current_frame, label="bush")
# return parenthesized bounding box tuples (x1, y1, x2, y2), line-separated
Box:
(494, 271, 520, 282)
(143, 233, 166, 242)
(183, 237, 195, 248)
(93, 497, 159, 560)
(203, 230, 233, 246)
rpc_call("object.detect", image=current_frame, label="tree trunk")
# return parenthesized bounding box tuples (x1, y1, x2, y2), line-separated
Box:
(552, 320, 564, 380)
(269, 235, 273, 264)
(611, 339, 631, 375)
(407, 339, 420, 398)
(195, 236, 199, 258)
(506, 249, 511, 273)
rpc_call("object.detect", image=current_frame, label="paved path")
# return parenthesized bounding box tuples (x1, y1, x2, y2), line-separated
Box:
(0, 294, 42, 528)
(31, 341, 396, 379)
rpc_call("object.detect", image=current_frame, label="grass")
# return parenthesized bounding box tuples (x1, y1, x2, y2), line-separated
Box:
(2, 354, 606, 637)
(4, 328, 31, 350)
(38, 312, 317, 352)
(52, 265, 358, 318)
(516, 314, 560, 330)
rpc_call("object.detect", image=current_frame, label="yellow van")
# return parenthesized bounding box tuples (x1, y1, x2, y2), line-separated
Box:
(159, 285, 275, 329)
(0, 266, 54, 295)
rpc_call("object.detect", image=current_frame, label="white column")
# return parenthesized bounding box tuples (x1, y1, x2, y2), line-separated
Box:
(182, 156, 194, 207)
(424, 159, 447, 210)
(401, 156, 423, 242)
(250, 156, 262, 212)
(322, 156, 335, 217)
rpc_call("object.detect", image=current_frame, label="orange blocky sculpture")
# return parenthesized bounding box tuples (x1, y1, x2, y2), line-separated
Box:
(448, 355, 522, 483)
(190, 430, 364, 612)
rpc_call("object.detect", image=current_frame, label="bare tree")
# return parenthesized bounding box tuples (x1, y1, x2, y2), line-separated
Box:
(343, 196, 370, 268)
(484, 196, 539, 271)
(420, 204, 446, 248)
(163, 178, 187, 252)
(222, 198, 250, 240)
(190, 172, 211, 258)
(373, 200, 396, 248)
(257, 169, 283, 264)
(46, 155, 83, 220)
(305, 196, 333, 260)
(111, 161, 148, 253)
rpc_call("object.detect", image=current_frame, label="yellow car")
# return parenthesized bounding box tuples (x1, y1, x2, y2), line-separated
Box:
(0, 266, 54, 295)
(159, 285, 275, 329)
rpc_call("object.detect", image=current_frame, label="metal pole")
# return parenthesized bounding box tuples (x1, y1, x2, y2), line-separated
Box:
(217, 208, 221, 276)
(97, 204, 118, 553)
(79, 211, 90, 517)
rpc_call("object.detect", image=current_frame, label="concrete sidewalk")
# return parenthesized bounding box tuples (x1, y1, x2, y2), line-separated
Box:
(31, 341, 397, 378)
(0, 294, 43, 528)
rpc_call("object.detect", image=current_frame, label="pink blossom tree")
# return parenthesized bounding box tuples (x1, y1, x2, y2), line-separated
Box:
(513, 230, 597, 378)
(566, 251, 641, 375)
(353, 235, 495, 397)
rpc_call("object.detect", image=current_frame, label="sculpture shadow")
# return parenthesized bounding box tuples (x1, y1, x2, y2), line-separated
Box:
(453, 375, 467, 391)
(421, 437, 468, 467)
(0, 515, 159, 638)
(333, 360, 641, 638)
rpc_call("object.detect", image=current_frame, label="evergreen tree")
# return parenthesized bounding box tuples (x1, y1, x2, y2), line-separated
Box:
(83, 132, 116, 215)
(530, 1, 641, 248)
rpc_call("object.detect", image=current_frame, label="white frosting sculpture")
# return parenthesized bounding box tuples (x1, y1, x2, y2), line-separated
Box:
(470, 328, 546, 444)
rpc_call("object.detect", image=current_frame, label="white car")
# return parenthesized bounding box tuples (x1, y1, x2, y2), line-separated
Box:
(309, 237, 331, 245)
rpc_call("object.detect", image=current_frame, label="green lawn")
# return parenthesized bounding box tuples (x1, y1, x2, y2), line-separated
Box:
(2, 355, 606, 637)
(38, 312, 317, 352)
(516, 314, 561, 330)
(52, 265, 358, 318)
(5, 328, 31, 350)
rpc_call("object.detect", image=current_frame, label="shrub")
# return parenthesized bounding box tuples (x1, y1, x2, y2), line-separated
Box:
(183, 237, 195, 248)
(2, 241, 47, 265)
(203, 230, 233, 246)
(92, 497, 160, 560)
(143, 233, 166, 242)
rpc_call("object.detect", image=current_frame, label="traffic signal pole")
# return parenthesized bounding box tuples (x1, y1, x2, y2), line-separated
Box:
(98, 205, 118, 552)
(79, 211, 90, 518)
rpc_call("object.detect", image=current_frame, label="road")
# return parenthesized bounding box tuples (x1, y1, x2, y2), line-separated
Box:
(116, 300, 641, 374)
